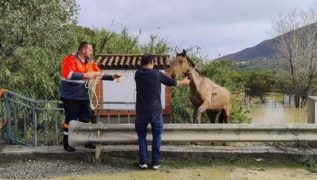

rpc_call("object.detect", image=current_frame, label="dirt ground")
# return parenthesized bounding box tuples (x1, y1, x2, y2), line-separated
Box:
(1, 156, 317, 179)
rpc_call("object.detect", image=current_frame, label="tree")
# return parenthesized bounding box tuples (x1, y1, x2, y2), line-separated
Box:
(242, 69, 274, 104)
(142, 33, 170, 54)
(0, 0, 78, 60)
(272, 8, 317, 108)
(0, 0, 78, 99)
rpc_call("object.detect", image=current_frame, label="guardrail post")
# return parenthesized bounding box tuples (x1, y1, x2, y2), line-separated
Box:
(31, 102, 38, 146)
(4, 92, 12, 142)
(308, 96, 317, 124)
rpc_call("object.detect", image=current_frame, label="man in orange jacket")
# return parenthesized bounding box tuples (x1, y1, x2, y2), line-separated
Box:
(60, 42, 120, 152)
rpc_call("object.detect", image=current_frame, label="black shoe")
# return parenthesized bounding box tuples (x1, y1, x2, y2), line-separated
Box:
(63, 134, 76, 152)
(84, 143, 96, 149)
(64, 145, 76, 152)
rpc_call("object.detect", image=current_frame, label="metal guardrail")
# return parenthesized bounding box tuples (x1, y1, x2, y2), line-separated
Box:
(69, 121, 317, 146)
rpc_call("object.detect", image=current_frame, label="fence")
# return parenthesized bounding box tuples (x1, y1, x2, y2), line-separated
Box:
(0, 96, 6, 142)
(0, 91, 64, 145)
(0, 90, 137, 146)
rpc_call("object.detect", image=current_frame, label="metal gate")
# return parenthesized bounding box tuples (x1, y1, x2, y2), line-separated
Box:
(0, 90, 64, 146)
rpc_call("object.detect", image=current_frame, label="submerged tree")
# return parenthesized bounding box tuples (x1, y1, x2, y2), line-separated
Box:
(272, 8, 317, 108)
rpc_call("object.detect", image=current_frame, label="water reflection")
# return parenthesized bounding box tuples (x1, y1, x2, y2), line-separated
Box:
(249, 92, 307, 124)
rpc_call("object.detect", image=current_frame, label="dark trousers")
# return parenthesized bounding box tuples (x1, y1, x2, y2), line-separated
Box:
(62, 99, 91, 135)
(135, 112, 163, 165)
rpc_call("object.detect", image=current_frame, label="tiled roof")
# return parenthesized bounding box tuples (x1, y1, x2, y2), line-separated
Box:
(95, 54, 171, 70)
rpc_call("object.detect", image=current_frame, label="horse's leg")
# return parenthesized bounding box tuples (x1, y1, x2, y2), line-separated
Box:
(224, 108, 230, 124)
(206, 110, 218, 124)
(192, 108, 199, 145)
(219, 108, 230, 124)
(218, 110, 225, 124)
(218, 109, 229, 146)
(192, 110, 197, 124)
(194, 102, 208, 123)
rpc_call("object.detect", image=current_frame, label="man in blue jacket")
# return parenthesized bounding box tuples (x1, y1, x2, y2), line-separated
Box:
(134, 54, 190, 170)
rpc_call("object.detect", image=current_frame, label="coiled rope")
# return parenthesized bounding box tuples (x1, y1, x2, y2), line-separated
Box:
(85, 76, 101, 110)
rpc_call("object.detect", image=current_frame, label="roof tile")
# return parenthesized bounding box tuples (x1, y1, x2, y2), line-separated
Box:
(96, 54, 171, 70)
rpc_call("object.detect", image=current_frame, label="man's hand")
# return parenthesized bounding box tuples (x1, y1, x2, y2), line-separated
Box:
(112, 73, 121, 79)
(177, 77, 190, 86)
(182, 77, 191, 85)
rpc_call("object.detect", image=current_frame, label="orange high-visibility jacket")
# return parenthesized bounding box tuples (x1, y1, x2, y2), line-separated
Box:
(60, 53, 100, 100)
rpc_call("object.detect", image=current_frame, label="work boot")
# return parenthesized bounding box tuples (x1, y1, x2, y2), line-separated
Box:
(63, 135, 76, 152)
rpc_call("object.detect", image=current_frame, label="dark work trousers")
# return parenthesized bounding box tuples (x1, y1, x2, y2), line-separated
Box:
(62, 98, 91, 136)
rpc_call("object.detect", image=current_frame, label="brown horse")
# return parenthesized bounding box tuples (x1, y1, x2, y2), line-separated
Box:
(170, 49, 232, 124)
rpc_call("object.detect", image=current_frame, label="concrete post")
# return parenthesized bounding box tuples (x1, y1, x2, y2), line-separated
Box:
(307, 96, 317, 124)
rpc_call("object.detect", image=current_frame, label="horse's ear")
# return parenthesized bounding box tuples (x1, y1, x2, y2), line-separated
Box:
(182, 49, 187, 55)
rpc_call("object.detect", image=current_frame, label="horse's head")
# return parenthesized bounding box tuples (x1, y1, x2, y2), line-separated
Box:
(170, 49, 195, 79)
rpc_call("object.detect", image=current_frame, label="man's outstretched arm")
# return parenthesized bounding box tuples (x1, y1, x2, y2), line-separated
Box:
(101, 73, 121, 81)
(159, 71, 190, 86)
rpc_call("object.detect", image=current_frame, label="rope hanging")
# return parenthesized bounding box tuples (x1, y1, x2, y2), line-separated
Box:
(84, 60, 102, 110)
(85, 77, 100, 110)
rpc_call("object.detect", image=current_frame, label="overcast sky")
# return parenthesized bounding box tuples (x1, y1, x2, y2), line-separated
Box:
(77, 0, 317, 59)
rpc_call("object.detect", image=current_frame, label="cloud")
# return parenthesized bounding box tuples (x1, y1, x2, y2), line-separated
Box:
(77, 0, 317, 59)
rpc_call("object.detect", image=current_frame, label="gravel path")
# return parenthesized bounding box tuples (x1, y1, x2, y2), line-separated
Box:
(0, 159, 128, 179)
(1, 158, 316, 180)
(1, 144, 317, 179)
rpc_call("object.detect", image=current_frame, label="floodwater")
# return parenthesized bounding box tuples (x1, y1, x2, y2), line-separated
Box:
(249, 92, 307, 124)
(56, 166, 317, 180)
